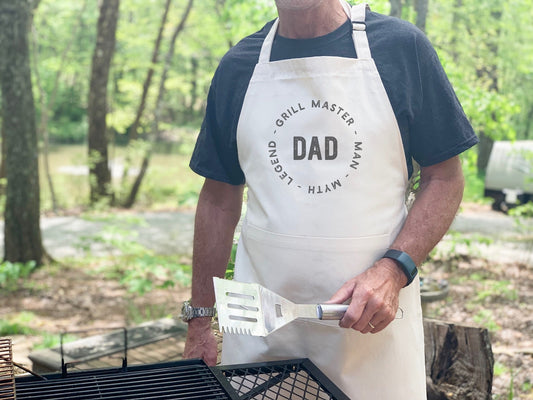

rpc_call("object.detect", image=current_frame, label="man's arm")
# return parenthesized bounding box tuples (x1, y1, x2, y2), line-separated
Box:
(183, 178, 244, 365)
(329, 156, 465, 333)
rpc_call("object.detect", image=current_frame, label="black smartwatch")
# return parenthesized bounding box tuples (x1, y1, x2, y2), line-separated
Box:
(382, 249, 418, 286)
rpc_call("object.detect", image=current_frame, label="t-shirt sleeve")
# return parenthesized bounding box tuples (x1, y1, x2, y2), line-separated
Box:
(409, 32, 478, 166)
(189, 72, 245, 185)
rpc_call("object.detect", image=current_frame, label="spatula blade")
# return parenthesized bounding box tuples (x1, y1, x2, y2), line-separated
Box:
(214, 277, 269, 336)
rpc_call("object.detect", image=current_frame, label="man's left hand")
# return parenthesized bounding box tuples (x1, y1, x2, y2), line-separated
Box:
(327, 258, 407, 334)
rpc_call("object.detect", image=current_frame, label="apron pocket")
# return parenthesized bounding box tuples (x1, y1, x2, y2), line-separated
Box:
(236, 222, 394, 304)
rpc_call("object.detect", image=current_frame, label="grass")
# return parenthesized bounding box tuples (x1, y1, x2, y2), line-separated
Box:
(0, 261, 38, 291)
(0, 312, 37, 336)
(32, 333, 79, 351)
(74, 213, 192, 296)
(39, 139, 203, 213)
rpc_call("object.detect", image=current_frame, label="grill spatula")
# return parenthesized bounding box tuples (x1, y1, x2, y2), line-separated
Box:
(213, 277, 348, 337)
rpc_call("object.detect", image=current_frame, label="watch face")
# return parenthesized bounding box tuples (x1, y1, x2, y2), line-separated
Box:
(181, 301, 193, 321)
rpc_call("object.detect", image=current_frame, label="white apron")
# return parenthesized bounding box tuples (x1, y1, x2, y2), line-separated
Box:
(222, 3, 427, 399)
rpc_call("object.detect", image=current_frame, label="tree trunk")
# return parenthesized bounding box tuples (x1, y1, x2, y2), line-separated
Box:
(88, 0, 119, 204)
(186, 56, 199, 123)
(523, 106, 533, 139)
(390, 0, 402, 18)
(424, 319, 494, 400)
(0, 122, 5, 185)
(120, 0, 172, 187)
(449, 0, 462, 63)
(0, 0, 45, 264)
(127, 0, 172, 142)
(415, 0, 429, 32)
(476, 132, 494, 174)
(475, 6, 502, 174)
(122, 0, 194, 209)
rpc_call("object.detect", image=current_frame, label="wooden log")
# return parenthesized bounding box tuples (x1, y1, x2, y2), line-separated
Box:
(424, 319, 494, 400)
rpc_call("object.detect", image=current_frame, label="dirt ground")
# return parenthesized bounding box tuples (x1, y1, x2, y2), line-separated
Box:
(2, 204, 532, 399)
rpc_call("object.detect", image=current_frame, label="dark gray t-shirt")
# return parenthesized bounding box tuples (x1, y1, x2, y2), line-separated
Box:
(190, 11, 478, 184)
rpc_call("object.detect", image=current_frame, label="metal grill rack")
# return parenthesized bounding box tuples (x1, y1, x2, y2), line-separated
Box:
(15, 358, 349, 400)
(0, 338, 16, 400)
(214, 359, 349, 400)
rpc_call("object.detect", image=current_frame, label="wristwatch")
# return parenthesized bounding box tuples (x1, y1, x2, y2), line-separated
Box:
(180, 300, 216, 322)
(382, 249, 418, 287)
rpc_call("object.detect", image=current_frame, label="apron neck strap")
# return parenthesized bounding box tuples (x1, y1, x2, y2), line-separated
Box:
(258, 1, 372, 64)
(258, 19, 279, 64)
(349, 2, 371, 59)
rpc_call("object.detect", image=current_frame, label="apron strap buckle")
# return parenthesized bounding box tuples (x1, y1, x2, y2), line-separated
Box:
(352, 21, 366, 31)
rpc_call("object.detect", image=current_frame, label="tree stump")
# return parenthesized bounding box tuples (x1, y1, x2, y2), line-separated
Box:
(424, 319, 494, 400)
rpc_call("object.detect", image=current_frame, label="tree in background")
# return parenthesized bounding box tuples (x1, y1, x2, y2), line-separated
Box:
(387, 0, 428, 32)
(389, 0, 402, 18)
(0, 0, 46, 264)
(5, 0, 529, 211)
(88, 0, 120, 204)
(122, 0, 194, 208)
(31, 1, 89, 213)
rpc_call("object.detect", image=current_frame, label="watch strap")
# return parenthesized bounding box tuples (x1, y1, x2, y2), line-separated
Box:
(192, 306, 216, 318)
(382, 249, 418, 286)
(181, 300, 216, 322)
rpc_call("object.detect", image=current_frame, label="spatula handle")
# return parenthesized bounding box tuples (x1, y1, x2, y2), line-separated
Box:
(317, 304, 348, 320)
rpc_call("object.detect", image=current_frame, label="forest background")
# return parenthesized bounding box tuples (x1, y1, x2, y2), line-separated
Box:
(0, 0, 533, 398)
(0, 0, 532, 264)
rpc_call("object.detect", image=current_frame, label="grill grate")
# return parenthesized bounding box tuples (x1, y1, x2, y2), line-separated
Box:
(15, 360, 231, 400)
(0, 338, 16, 400)
(15, 359, 348, 400)
(214, 359, 349, 400)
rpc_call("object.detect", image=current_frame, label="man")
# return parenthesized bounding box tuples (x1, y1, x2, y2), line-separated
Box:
(183, 0, 478, 398)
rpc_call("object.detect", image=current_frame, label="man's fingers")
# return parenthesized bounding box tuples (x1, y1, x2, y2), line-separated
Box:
(326, 280, 355, 304)
(338, 298, 366, 329)
(342, 292, 398, 333)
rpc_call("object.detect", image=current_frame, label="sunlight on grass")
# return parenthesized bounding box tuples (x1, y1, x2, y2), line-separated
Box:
(39, 142, 203, 212)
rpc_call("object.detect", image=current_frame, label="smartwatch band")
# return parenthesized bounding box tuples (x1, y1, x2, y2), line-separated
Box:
(382, 249, 418, 286)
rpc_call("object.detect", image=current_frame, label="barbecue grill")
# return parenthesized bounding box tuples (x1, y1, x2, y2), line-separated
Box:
(14, 358, 349, 400)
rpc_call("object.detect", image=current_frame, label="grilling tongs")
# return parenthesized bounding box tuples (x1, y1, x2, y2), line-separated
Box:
(213, 277, 348, 337)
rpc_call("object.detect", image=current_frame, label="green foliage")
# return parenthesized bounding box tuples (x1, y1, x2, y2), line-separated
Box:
(48, 117, 88, 144)
(0, 261, 37, 291)
(25, 0, 533, 210)
(0, 312, 37, 336)
(493, 361, 507, 377)
(431, 231, 493, 261)
(77, 216, 191, 296)
(26, 0, 533, 157)
(32, 1, 98, 143)
(125, 301, 172, 325)
(430, 0, 533, 141)
(225, 241, 238, 280)
(473, 309, 500, 332)
(473, 279, 518, 303)
(509, 202, 533, 228)
(214, 0, 277, 45)
(118, 254, 192, 295)
(33, 333, 78, 351)
(461, 149, 489, 203)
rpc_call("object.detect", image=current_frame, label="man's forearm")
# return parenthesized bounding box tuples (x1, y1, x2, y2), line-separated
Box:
(190, 179, 244, 309)
(389, 156, 465, 267)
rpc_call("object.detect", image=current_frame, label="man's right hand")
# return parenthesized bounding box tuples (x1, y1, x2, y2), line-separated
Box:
(183, 318, 218, 366)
